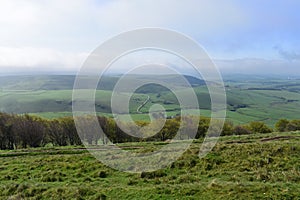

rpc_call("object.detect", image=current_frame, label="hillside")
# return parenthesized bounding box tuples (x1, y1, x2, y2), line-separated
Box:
(0, 132, 299, 199)
(1, 75, 300, 126)
(0, 74, 205, 91)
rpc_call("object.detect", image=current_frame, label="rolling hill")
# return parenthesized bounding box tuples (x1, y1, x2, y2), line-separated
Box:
(1, 74, 300, 126)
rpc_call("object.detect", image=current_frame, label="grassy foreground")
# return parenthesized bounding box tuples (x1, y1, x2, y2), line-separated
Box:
(0, 132, 299, 199)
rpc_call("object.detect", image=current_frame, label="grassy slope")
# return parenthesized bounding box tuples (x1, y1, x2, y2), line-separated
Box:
(0, 132, 299, 199)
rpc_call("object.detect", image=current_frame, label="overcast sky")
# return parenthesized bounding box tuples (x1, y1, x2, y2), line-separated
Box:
(0, 0, 300, 75)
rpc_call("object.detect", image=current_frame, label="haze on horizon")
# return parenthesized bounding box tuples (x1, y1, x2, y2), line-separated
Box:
(0, 0, 300, 76)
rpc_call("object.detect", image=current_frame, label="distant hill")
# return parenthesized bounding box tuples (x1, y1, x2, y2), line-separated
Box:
(0, 74, 205, 92)
(0, 75, 75, 90)
(1, 74, 300, 126)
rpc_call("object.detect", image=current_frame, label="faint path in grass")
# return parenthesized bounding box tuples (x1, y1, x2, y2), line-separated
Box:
(261, 135, 300, 142)
(0, 146, 148, 158)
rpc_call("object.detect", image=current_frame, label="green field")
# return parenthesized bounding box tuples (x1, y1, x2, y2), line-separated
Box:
(0, 132, 299, 199)
(1, 75, 300, 199)
(1, 75, 300, 126)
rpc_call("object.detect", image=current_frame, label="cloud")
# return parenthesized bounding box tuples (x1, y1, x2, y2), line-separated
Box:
(215, 58, 300, 75)
(0, 46, 88, 72)
(0, 0, 247, 73)
(274, 46, 300, 61)
(0, 0, 247, 49)
(0, 0, 299, 75)
(93, 0, 246, 33)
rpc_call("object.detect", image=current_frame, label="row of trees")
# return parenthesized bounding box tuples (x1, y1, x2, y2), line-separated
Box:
(0, 113, 82, 150)
(0, 112, 297, 150)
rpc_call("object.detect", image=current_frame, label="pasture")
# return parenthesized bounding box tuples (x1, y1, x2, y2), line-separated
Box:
(1, 75, 300, 126)
(0, 132, 299, 199)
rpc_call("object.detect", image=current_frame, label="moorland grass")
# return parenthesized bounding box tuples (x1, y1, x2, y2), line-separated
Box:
(0, 132, 299, 199)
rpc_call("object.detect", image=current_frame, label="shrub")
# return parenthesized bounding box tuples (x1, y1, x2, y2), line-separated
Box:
(286, 120, 300, 131)
(275, 119, 289, 132)
(221, 121, 234, 136)
(196, 117, 210, 138)
(233, 125, 252, 135)
(248, 121, 272, 133)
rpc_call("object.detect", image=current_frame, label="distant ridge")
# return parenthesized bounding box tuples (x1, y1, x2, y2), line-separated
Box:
(0, 74, 205, 91)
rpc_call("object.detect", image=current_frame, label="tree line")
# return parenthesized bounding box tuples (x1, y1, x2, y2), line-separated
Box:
(0, 112, 299, 150)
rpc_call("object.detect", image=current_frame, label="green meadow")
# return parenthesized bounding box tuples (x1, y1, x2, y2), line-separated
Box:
(1, 75, 300, 126)
(0, 132, 299, 199)
(0, 75, 300, 199)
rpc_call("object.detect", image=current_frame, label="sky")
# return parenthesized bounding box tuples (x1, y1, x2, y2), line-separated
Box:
(0, 0, 300, 75)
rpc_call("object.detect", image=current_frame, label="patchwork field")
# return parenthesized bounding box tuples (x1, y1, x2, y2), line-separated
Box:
(1, 75, 300, 126)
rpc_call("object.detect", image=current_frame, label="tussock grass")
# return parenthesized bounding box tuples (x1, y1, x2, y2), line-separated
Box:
(0, 132, 299, 199)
